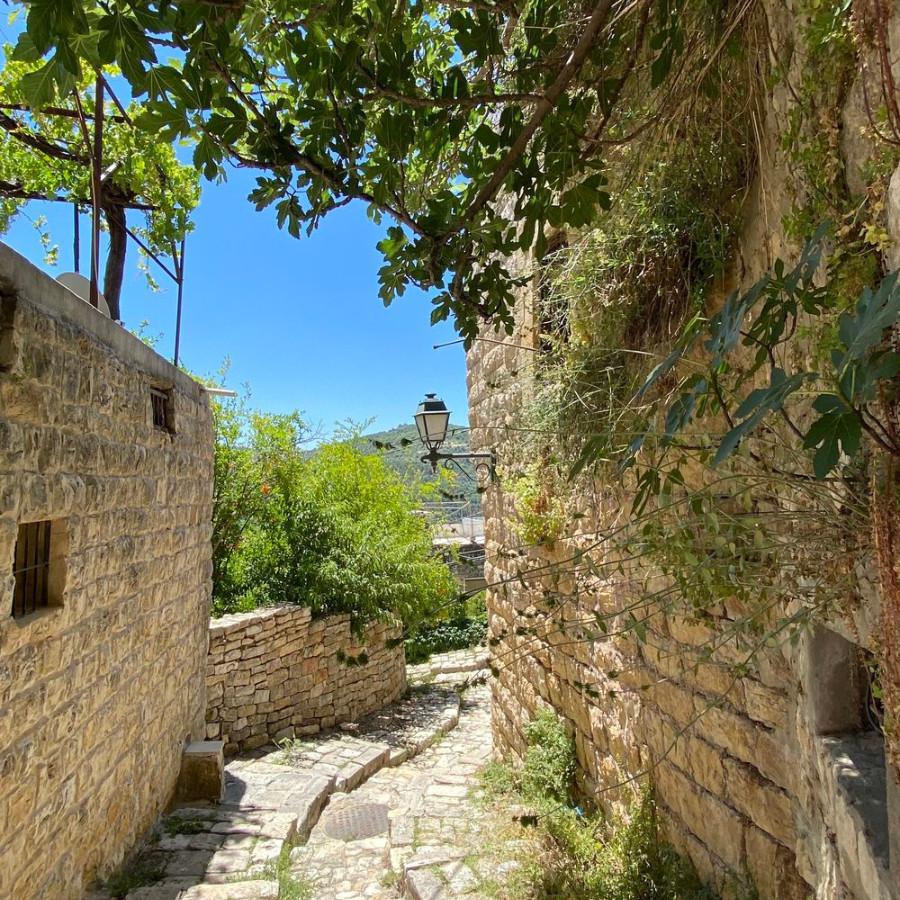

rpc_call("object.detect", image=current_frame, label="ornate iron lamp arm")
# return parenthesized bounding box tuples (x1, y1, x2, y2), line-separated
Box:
(421, 448, 497, 482)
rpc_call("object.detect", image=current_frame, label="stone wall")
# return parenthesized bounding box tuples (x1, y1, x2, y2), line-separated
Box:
(0, 245, 214, 898)
(466, 8, 900, 898)
(472, 304, 894, 900)
(205, 606, 406, 754)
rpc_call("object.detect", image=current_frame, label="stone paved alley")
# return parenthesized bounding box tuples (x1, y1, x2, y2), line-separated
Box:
(290, 682, 491, 898)
(92, 650, 515, 900)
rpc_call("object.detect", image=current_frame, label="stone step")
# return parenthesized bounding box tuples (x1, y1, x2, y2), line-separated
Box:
(402, 848, 475, 899)
(108, 686, 468, 900)
(406, 649, 490, 686)
(179, 881, 280, 899)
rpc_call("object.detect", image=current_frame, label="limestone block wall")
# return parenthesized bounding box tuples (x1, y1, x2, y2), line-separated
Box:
(472, 307, 895, 900)
(0, 244, 214, 898)
(465, 8, 900, 896)
(205, 606, 406, 754)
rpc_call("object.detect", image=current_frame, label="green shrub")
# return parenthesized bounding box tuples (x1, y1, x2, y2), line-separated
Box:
(102, 857, 165, 899)
(576, 794, 714, 900)
(481, 710, 712, 898)
(508, 464, 568, 546)
(522, 709, 577, 805)
(405, 593, 487, 663)
(212, 393, 456, 629)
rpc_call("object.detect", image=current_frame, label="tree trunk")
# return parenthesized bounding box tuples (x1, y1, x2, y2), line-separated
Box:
(102, 201, 126, 320)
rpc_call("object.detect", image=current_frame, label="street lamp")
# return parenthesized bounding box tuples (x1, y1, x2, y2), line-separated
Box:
(414, 393, 496, 482)
(414, 394, 451, 452)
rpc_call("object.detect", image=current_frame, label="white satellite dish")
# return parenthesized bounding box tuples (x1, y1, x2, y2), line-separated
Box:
(56, 272, 111, 318)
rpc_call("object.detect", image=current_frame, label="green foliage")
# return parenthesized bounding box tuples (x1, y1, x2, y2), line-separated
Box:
(479, 759, 519, 798)
(212, 391, 456, 628)
(243, 843, 312, 900)
(479, 709, 576, 808)
(163, 817, 206, 836)
(405, 593, 487, 664)
(521, 710, 577, 805)
(14, 0, 754, 342)
(779, 1, 856, 245)
(0, 42, 200, 298)
(102, 857, 165, 899)
(363, 422, 481, 511)
(508, 463, 568, 547)
(515, 99, 753, 479)
(481, 713, 710, 899)
(625, 227, 900, 481)
(777, 0, 897, 313)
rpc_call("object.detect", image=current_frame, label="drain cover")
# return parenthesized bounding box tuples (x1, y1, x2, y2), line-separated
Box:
(322, 802, 390, 841)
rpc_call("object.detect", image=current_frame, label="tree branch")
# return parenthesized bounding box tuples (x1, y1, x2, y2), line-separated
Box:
(456, 0, 617, 231)
(0, 110, 88, 164)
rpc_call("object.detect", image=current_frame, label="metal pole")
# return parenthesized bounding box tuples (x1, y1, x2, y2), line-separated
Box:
(173, 238, 185, 367)
(89, 78, 104, 309)
(73, 203, 79, 272)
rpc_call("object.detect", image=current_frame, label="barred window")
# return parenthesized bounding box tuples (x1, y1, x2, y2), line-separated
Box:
(151, 387, 174, 432)
(12, 520, 52, 618)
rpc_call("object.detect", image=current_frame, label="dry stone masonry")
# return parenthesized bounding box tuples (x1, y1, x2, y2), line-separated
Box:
(465, 7, 900, 896)
(470, 263, 895, 900)
(205, 606, 407, 754)
(0, 243, 214, 899)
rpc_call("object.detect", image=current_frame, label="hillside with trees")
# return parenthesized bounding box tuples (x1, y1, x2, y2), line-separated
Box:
(363, 423, 482, 513)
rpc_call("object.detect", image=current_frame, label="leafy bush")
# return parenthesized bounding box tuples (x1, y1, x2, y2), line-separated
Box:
(521, 709, 577, 804)
(404, 593, 487, 664)
(508, 463, 568, 547)
(481, 710, 711, 899)
(212, 393, 456, 628)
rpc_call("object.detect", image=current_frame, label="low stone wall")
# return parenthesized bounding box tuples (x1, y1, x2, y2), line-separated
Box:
(0, 244, 213, 898)
(205, 606, 406, 754)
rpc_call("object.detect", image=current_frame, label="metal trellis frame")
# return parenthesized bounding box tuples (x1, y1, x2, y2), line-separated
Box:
(0, 76, 188, 365)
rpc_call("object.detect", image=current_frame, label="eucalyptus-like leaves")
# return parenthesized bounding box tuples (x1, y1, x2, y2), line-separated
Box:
(601, 225, 900, 482)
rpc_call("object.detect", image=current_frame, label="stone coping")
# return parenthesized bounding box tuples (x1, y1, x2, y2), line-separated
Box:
(208, 604, 313, 637)
(0, 241, 204, 400)
(208, 606, 402, 637)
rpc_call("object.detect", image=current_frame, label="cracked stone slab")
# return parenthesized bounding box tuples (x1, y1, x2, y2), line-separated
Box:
(404, 866, 446, 900)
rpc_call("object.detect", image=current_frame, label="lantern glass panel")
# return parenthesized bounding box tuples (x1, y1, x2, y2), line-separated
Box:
(414, 395, 450, 450)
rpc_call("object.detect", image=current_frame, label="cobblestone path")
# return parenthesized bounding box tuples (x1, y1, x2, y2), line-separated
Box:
(94, 651, 497, 900)
(289, 682, 493, 899)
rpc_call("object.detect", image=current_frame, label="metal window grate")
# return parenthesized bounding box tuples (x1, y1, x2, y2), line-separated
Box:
(12, 520, 52, 618)
(151, 387, 171, 431)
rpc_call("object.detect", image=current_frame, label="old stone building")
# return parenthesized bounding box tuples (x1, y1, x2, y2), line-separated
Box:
(0, 244, 215, 898)
(466, 7, 900, 899)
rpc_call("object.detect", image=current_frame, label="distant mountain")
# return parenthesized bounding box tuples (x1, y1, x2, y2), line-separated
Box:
(361, 423, 482, 512)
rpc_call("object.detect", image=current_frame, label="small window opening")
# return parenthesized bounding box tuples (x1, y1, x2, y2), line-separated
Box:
(807, 626, 882, 737)
(537, 236, 570, 357)
(151, 387, 174, 432)
(12, 520, 53, 618)
(807, 626, 892, 874)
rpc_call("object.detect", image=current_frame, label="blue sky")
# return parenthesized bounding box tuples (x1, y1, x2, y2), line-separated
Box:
(4, 169, 470, 435)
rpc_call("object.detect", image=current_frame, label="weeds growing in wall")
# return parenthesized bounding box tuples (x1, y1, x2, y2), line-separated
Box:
(486, 0, 900, 797)
(479, 710, 712, 899)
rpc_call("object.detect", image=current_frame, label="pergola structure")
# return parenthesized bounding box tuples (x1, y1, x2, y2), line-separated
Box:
(0, 76, 189, 365)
